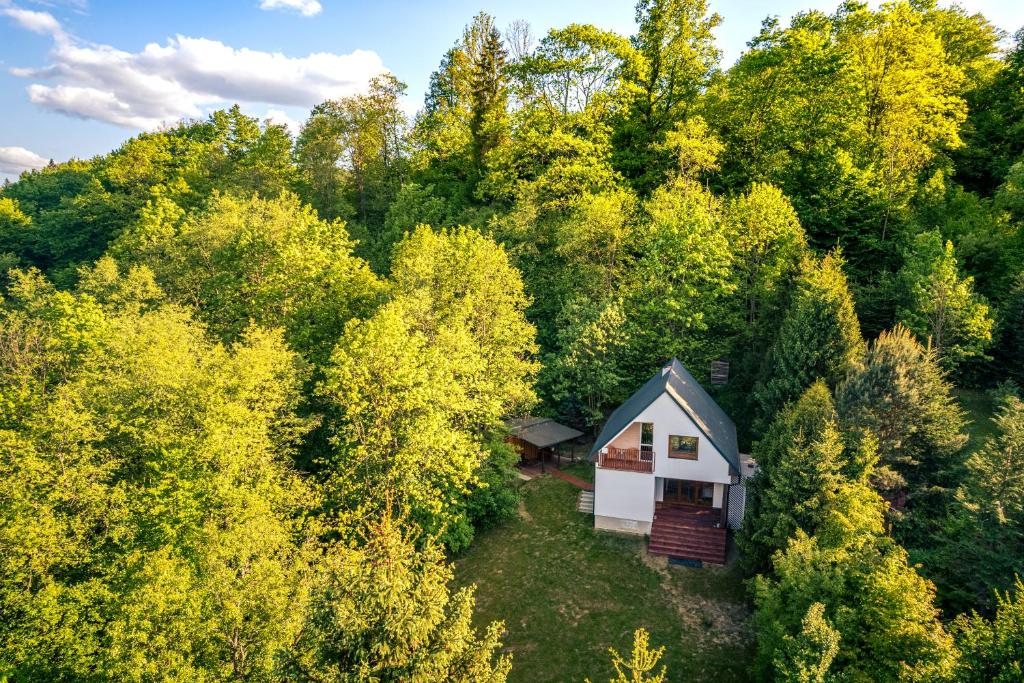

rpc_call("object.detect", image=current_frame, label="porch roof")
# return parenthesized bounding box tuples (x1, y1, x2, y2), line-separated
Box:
(507, 416, 583, 449)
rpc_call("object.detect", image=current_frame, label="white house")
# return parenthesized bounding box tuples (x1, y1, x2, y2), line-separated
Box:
(588, 358, 752, 564)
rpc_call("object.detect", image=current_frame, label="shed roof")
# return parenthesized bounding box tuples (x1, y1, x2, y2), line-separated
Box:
(587, 358, 740, 474)
(507, 417, 583, 449)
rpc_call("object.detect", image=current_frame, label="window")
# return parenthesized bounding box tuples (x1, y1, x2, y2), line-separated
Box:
(668, 435, 698, 460)
(640, 423, 654, 460)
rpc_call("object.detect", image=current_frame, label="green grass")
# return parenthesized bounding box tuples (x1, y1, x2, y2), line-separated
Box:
(558, 460, 595, 484)
(955, 387, 998, 450)
(453, 476, 753, 683)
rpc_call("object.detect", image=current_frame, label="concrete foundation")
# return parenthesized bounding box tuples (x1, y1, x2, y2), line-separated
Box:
(594, 514, 652, 535)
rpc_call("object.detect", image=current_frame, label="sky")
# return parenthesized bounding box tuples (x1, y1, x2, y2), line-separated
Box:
(1, 0, 1021, 181)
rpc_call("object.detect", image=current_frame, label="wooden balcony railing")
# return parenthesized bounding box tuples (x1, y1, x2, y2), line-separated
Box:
(598, 446, 654, 473)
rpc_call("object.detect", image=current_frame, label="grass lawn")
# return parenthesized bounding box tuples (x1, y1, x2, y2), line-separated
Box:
(558, 460, 595, 484)
(453, 474, 753, 683)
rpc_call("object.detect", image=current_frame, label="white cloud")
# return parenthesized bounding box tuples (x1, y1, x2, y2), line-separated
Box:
(8, 23, 387, 130)
(259, 0, 322, 17)
(0, 146, 49, 175)
(265, 108, 301, 136)
(2, 7, 64, 37)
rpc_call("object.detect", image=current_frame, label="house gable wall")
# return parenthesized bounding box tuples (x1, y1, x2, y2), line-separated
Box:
(632, 393, 732, 484)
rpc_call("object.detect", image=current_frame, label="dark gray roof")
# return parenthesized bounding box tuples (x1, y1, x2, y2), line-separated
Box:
(587, 358, 740, 474)
(507, 417, 583, 449)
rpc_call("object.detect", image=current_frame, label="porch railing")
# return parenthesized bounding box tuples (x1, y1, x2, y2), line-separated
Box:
(598, 446, 654, 473)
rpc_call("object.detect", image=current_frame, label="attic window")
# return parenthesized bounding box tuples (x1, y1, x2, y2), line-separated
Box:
(668, 435, 698, 460)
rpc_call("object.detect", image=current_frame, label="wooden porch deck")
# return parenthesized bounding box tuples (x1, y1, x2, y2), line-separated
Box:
(597, 446, 654, 473)
(649, 503, 727, 565)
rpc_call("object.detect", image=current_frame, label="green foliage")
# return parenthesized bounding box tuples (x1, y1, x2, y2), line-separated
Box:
(771, 602, 840, 683)
(0, 108, 298, 281)
(954, 28, 1024, 194)
(897, 230, 994, 371)
(2, 0, 1023, 674)
(617, 179, 735, 382)
(295, 74, 409, 226)
(0, 197, 32, 279)
(319, 227, 537, 550)
(928, 389, 1024, 613)
(836, 325, 968, 515)
(285, 515, 511, 682)
(479, 107, 620, 211)
(0, 267, 316, 680)
(389, 226, 539, 423)
(739, 382, 871, 573)
(724, 183, 808, 332)
(995, 275, 1024, 386)
(587, 628, 667, 683)
(952, 577, 1024, 682)
(752, 252, 864, 424)
(709, 1, 975, 302)
(319, 297, 484, 547)
(413, 12, 511, 205)
(510, 23, 627, 118)
(110, 191, 382, 362)
(657, 115, 723, 182)
(373, 183, 452, 271)
(546, 296, 632, 427)
(613, 0, 722, 192)
(752, 481, 957, 682)
(965, 391, 1024, 528)
(463, 438, 523, 532)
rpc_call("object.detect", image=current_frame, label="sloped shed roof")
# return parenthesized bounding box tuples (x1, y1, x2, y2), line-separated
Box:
(587, 358, 740, 474)
(507, 417, 583, 449)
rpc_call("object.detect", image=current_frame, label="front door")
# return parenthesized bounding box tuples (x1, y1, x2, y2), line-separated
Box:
(663, 479, 714, 506)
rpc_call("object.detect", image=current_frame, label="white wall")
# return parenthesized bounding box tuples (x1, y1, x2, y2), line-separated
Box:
(628, 393, 733, 484)
(594, 467, 655, 524)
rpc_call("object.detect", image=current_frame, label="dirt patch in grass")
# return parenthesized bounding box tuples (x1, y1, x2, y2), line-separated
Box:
(454, 477, 754, 683)
(638, 548, 752, 649)
(517, 499, 533, 523)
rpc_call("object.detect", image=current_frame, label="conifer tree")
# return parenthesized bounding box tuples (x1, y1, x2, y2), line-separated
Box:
(469, 14, 509, 177)
(897, 230, 994, 371)
(836, 325, 967, 523)
(953, 577, 1024, 682)
(930, 389, 1024, 612)
(752, 482, 957, 682)
(587, 628, 667, 683)
(772, 602, 840, 683)
(739, 381, 871, 573)
(994, 274, 1024, 386)
(752, 252, 864, 425)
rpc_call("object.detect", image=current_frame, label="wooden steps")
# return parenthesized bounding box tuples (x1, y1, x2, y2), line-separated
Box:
(648, 507, 727, 565)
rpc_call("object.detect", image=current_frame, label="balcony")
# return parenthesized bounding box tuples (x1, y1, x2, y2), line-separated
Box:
(598, 446, 654, 473)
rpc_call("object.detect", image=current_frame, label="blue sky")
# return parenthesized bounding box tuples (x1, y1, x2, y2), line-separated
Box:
(1, 0, 1020, 180)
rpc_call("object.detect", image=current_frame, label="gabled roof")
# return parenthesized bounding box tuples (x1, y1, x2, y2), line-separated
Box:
(587, 358, 740, 474)
(507, 417, 583, 449)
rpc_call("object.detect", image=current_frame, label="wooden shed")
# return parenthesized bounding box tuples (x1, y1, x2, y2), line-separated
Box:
(506, 417, 583, 468)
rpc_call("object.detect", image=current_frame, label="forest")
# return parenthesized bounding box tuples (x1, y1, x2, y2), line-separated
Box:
(1, 0, 1023, 680)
